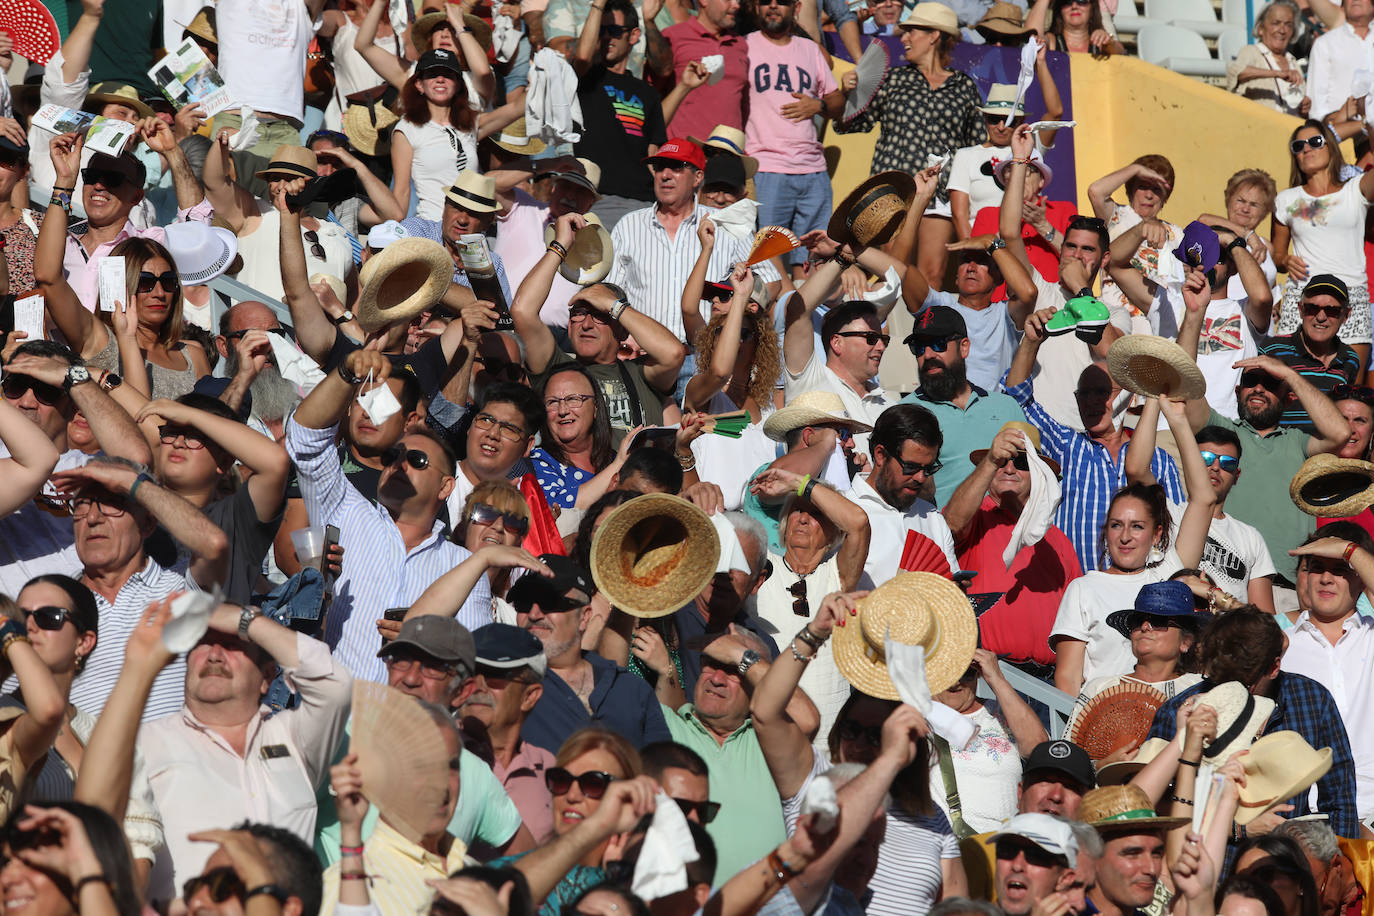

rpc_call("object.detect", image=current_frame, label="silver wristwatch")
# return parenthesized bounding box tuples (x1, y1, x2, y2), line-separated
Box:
(238, 605, 260, 639)
(63, 365, 91, 391)
(988, 236, 1008, 253)
(737, 649, 761, 676)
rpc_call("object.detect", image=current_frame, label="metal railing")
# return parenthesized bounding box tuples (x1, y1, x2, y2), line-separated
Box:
(205, 275, 294, 330)
(977, 662, 1078, 740)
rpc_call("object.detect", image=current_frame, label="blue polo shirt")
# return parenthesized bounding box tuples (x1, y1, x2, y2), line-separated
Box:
(522, 652, 672, 753)
(900, 385, 1028, 507)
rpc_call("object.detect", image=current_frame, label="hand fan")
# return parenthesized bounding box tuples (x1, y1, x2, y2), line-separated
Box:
(0, 0, 59, 65)
(1065, 682, 1166, 761)
(349, 682, 452, 843)
(897, 530, 953, 578)
(746, 226, 800, 266)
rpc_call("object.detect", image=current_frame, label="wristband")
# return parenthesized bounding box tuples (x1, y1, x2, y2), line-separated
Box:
(801, 477, 818, 501)
(767, 849, 799, 881)
(609, 298, 629, 322)
(1, 632, 28, 657)
(1344, 541, 1358, 564)
(51, 188, 73, 216)
(547, 240, 569, 261)
(341, 872, 368, 882)
(339, 845, 365, 857)
(0, 617, 24, 642)
(796, 625, 827, 649)
(676, 451, 696, 471)
(129, 471, 154, 504)
(73, 874, 109, 894)
(1178, 757, 1200, 768)
(336, 361, 364, 385)
(795, 473, 811, 497)
(1169, 794, 1194, 806)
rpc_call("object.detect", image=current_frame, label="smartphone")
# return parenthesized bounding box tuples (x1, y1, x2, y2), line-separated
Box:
(382, 607, 406, 648)
(630, 427, 678, 452)
(322, 524, 340, 580)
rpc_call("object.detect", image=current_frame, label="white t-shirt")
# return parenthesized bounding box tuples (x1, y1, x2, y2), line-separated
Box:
(216, 0, 313, 121)
(928, 701, 1022, 834)
(946, 144, 1010, 220)
(394, 119, 480, 222)
(1167, 502, 1275, 602)
(1150, 282, 1258, 420)
(1050, 555, 1184, 685)
(691, 393, 779, 511)
(847, 474, 958, 589)
(783, 349, 896, 457)
(920, 290, 1017, 393)
(1274, 179, 1373, 292)
(1027, 271, 1133, 431)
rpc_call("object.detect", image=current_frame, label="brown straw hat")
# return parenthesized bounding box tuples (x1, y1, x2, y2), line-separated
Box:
(1077, 784, 1190, 833)
(975, 1, 1034, 40)
(489, 117, 547, 156)
(86, 81, 155, 120)
(1106, 335, 1207, 401)
(355, 238, 454, 333)
(342, 96, 401, 157)
(253, 145, 319, 181)
(1065, 682, 1166, 762)
(1234, 731, 1333, 826)
(1290, 453, 1374, 518)
(181, 7, 218, 45)
(589, 494, 721, 619)
(350, 682, 453, 842)
(832, 571, 977, 699)
(828, 171, 917, 250)
(411, 11, 493, 55)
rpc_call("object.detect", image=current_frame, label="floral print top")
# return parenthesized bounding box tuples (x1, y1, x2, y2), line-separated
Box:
(835, 66, 987, 203)
(0, 210, 42, 295)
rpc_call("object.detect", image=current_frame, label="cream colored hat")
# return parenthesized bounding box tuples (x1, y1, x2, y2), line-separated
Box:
(1181, 681, 1276, 761)
(687, 125, 760, 178)
(490, 117, 548, 156)
(543, 214, 614, 286)
(253, 145, 319, 181)
(899, 2, 961, 36)
(762, 391, 873, 442)
(1107, 334, 1207, 401)
(979, 83, 1025, 116)
(445, 170, 500, 214)
(355, 238, 453, 333)
(1235, 731, 1333, 826)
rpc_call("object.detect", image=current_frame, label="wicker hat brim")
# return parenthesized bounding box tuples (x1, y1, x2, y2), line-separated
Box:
(589, 494, 720, 618)
(761, 404, 873, 441)
(1289, 453, 1374, 517)
(827, 170, 917, 250)
(1106, 335, 1207, 401)
(343, 102, 400, 157)
(355, 238, 453, 333)
(543, 220, 614, 286)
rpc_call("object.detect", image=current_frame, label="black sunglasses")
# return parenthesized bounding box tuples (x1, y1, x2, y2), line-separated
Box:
(1, 374, 66, 406)
(22, 607, 75, 631)
(80, 167, 130, 190)
(995, 838, 1065, 868)
(833, 330, 890, 347)
(788, 578, 809, 617)
(1239, 369, 1284, 393)
(1290, 135, 1326, 154)
(303, 229, 327, 261)
(546, 767, 615, 798)
(469, 502, 531, 536)
(1332, 383, 1374, 403)
(1128, 613, 1183, 632)
(599, 22, 629, 36)
(891, 455, 943, 477)
(137, 271, 180, 294)
(837, 719, 883, 747)
(381, 445, 431, 471)
(1301, 301, 1346, 319)
(568, 304, 611, 324)
(674, 797, 721, 823)
(908, 336, 961, 356)
(474, 354, 526, 382)
(183, 866, 245, 904)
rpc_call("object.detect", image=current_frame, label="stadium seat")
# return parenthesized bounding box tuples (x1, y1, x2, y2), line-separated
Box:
(1147, 0, 1229, 38)
(1136, 23, 1228, 75)
(1217, 26, 1247, 64)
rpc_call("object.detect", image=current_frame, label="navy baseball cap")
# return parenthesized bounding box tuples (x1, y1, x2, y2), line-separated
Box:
(474, 623, 546, 680)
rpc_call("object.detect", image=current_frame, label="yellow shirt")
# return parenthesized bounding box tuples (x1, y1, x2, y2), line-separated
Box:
(320, 820, 471, 916)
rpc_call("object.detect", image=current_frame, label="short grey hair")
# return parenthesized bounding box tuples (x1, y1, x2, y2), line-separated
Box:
(1276, 819, 1339, 862)
(1068, 820, 1105, 859)
(724, 511, 768, 574)
(1253, 0, 1299, 37)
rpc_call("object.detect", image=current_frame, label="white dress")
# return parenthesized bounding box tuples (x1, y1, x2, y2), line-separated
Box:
(394, 119, 480, 221)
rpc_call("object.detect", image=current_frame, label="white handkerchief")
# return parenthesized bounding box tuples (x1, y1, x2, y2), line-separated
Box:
(1002, 430, 1061, 569)
(356, 370, 402, 426)
(161, 586, 224, 653)
(265, 330, 326, 394)
(821, 439, 852, 490)
(710, 511, 750, 574)
(863, 266, 903, 309)
(1009, 37, 1042, 124)
(884, 632, 979, 749)
(227, 107, 260, 153)
(631, 791, 700, 901)
(708, 198, 758, 243)
(1029, 119, 1076, 132)
(801, 773, 839, 834)
(701, 54, 725, 85)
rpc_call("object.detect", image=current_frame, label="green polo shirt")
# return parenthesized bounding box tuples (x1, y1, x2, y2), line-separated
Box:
(1206, 409, 1313, 582)
(663, 704, 787, 886)
(900, 386, 1029, 507)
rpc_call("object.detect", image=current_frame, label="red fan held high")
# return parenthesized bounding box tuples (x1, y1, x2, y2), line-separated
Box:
(0, 0, 59, 65)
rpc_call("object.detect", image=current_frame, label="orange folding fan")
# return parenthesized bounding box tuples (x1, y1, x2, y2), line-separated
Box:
(747, 226, 800, 266)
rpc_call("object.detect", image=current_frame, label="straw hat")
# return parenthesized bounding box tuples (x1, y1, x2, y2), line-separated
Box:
(355, 238, 454, 333)
(976, 1, 1034, 40)
(543, 214, 614, 286)
(181, 7, 217, 45)
(446, 171, 500, 214)
(844, 42, 889, 122)
(762, 390, 873, 442)
(1106, 335, 1207, 401)
(979, 83, 1025, 117)
(968, 420, 1061, 476)
(1234, 731, 1333, 826)
(1290, 453, 1374, 518)
(899, 2, 961, 36)
(253, 145, 319, 182)
(1065, 682, 1166, 762)
(686, 125, 760, 178)
(1077, 784, 1190, 833)
(832, 571, 978, 699)
(411, 10, 493, 54)
(1095, 736, 1171, 787)
(828, 171, 917, 250)
(489, 117, 547, 156)
(1181, 681, 1276, 761)
(87, 82, 155, 120)
(343, 98, 401, 157)
(589, 494, 721, 619)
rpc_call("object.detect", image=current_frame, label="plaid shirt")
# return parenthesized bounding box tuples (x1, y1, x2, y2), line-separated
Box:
(1147, 674, 1360, 838)
(1001, 375, 1184, 571)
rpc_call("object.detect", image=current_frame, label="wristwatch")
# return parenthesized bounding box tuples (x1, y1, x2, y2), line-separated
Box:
(332, 310, 356, 326)
(98, 370, 122, 392)
(988, 237, 1008, 253)
(336, 361, 364, 385)
(737, 649, 761, 676)
(1226, 237, 1248, 255)
(63, 365, 91, 391)
(238, 605, 260, 640)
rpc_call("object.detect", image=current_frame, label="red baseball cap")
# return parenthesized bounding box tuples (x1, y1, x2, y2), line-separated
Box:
(644, 138, 706, 170)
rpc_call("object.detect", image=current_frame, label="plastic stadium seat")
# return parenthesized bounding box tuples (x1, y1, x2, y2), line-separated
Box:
(1217, 26, 1247, 63)
(1136, 23, 1228, 75)
(1148, 0, 1229, 37)
(1112, 0, 1160, 34)
(1221, 0, 1253, 27)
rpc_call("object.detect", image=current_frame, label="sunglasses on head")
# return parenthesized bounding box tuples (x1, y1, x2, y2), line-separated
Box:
(22, 607, 76, 631)
(1301, 300, 1346, 319)
(1199, 450, 1240, 473)
(546, 767, 615, 798)
(381, 445, 431, 471)
(837, 719, 883, 747)
(137, 271, 179, 294)
(1332, 383, 1374, 403)
(1, 374, 66, 407)
(1291, 135, 1327, 154)
(183, 866, 245, 904)
(1239, 369, 1284, 393)
(674, 798, 722, 823)
(80, 167, 129, 190)
(469, 502, 531, 536)
(833, 330, 890, 347)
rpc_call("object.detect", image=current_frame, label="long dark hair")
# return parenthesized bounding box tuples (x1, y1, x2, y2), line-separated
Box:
(1099, 482, 1172, 569)
(2, 802, 141, 916)
(1288, 118, 1345, 188)
(400, 70, 477, 131)
(828, 693, 934, 817)
(538, 364, 614, 472)
(1050, 0, 1111, 55)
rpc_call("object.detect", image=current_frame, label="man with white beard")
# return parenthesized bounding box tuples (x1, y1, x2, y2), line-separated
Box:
(215, 301, 306, 440)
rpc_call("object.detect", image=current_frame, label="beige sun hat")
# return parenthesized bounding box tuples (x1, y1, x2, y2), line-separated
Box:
(1077, 784, 1191, 833)
(978, 83, 1025, 117)
(411, 10, 493, 54)
(686, 125, 760, 179)
(445, 170, 500, 214)
(1106, 335, 1207, 401)
(86, 81, 155, 120)
(253, 145, 319, 182)
(589, 494, 721, 619)
(490, 117, 547, 156)
(342, 98, 401, 157)
(899, 1, 961, 36)
(543, 214, 614, 286)
(1234, 731, 1333, 826)
(1290, 453, 1374, 518)
(1180, 681, 1276, 761)
(967, 420, 1061, 476)
(1095, 736, 1172, 787)
(762, 391, 873, 442)
(828, 171, 917, 250)
(832, 571, 978, 699)
(354, 238, 453, 334)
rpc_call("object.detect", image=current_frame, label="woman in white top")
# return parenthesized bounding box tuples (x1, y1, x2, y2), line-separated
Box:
(1051, 395, 1215, 694)
(1198, 168, 1280, 300)
(1226, 1, 1309, 117)
(1272, 119, 1374, 361)
(391, 50, 482, 221)
(317, 0, 404, 130)
(354, 0, 496, 113)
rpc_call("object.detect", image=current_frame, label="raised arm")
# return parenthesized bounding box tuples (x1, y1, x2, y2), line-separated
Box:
(1107, 221, 1163, 316)
(293, 348, 386, 431)
(973, 648, 1047, 753)
(1033, 44, 1064, 147)
(641, 0, 674, 79)
(999, 126, 1037, 272)
(1159, 395, 1215, 568)
(34, 134, 106, 360)
(448, 4, 496, 104)
(1238, 354, 1350, 455)
(783, 243, 847, 374)
(890, 168, 939, 293)
(944, 426, 1018, 538)
(572, 0, 607, 74)
(659, 62, 708, 129)
(751, 470, 870, 590)
(138, 118, 204, 211)
(948, 234, 1038, 325)
(582, 281, 686, 392)
(203, 132, 252, 234)
(1222, 232, 1274, 334)
(680, 219, 717, 345)
(1006, 307, 1051, 389)
(685, 262, 750, 410)
(0, 399, 60, 515)
(60, 0, 104, 85)
(1124, 395, 1161, 487)
(406, 546, 550, 620)
(354, 0, 412, 90)
(1087, 161, 1169, 222)
(1, 617, 65, 769)
(277, 182, 342, 365)
(315, 146, 406, 224)
(511, 214, 573, 375)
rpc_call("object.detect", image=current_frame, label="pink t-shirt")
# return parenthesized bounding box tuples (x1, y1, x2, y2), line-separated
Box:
(664, 19, 748, 139)
(494, 190, 580, 328)
(744, 32, 837, 174)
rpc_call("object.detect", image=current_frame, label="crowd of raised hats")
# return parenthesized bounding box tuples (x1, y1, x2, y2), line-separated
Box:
(0, 0, 1373, 915)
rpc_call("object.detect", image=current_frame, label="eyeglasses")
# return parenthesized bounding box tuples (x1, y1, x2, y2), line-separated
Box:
(908, 336, 962, 356)
(788, 578, 809, 617)
(891, 455, 943, 478)
(567, 304, 610, 324)
(1290, 135, 1327, 154)
(22, 607, 75, 631)
(469, 502, 531, 536)
(546, 767, 615, 798)
(674, 798, 721, 823)
(1239, 369, 1284, 393)
(545, 393, 595, 412)
(1332, 384, 1374, 403)
(223, 326, 290, 341)
(80, 167, 129, 190)
(303, 229, 327, 261)
(833, 330, 890, 347)
(995, 838, 1066, 868)
(473, 354, 526, 382)
(159, 425, 208, 449)
(599, 22, 629, 36)
(837, 719, 883, 748)
(137, 270, 180, 294)
(1301, 301, 1347, 319)
(381, 445, 431, 471)
(184, 867, 245, 904)
(472, 412, 529, 442)
(67, 495, 128, 518)
(1199, 450, 1240, 473)
(1129, 613, 1183, 632)
(0, 374, 66, 407)
(760, 0, 795, 5)
(384, 653, 460, 680)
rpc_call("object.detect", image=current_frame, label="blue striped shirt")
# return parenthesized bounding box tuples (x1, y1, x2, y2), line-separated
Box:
(284, 417, 492, 682)
(1002, 375, 1184, 572)
(1259, 332, 1361, 431)
(397, 216, 514, 303)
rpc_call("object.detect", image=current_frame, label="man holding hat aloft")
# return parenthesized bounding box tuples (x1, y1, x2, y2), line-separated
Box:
(398, 170, 514, 304)
(1261, 274, 1362, 431)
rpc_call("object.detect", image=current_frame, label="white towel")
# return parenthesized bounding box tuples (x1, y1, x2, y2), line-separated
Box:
(801, 774, 840, 833)
(884, 632, 979, 749)
(709, 512, 750, 574)
(492, 13, 522, 63)
(526, 47, 583, 145)
(226, 106, 260, 153)
(161, 586, 224, 653)
(356, 369, 402, 426)
(631, 791, 700, 900)
(863, 266, 903, 310)
(1002, 429, 1061, 569)
(707, 198, 757, 244)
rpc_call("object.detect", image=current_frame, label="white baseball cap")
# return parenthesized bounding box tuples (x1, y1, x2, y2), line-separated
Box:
(988, 813, 1078, 868)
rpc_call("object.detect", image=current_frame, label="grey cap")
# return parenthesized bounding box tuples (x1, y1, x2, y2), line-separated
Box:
(377, 616, 475, 676)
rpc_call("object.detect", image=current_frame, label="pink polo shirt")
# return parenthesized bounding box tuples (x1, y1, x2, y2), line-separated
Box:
(493, 739, 557, 842)
(663, 18, 748, 139)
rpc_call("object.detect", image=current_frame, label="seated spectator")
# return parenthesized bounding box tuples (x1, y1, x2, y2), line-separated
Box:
(530, 365, 624, 510)
(1261, 275, 1362, 431)
(1087, 153, 1179, 327)
(1027, 0, 1125, 55)
(1198, 168, 1281, 300)
(449, 382, 547, 518)
(455, 482, 534, 619)
(1227, 0, 1309, 116)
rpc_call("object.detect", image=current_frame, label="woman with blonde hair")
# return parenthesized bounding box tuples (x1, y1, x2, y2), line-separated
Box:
(457, 480, 533, 621)
(1200, 168, 1280, 298)
(1227, 0, 1308, 116)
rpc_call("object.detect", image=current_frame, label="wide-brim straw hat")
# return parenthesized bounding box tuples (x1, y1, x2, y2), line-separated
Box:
(762, 390, 873, 442)
(1290, 453, 1374, 518)
(979, 83, 1025, 117)
(686, 125, 760, 178)
(1106, 335, 1207, 401)
(590, 494, 720, 619)
(1235, 731, 1333, 826)
(411, 11, 492, 55)
(343, 99, 400, 157)
(490, 117, 547, 156)
(87, 82, 155, 120)
(355, 238, 453, 333)
(1077, 784, 1191, 833)
(832, 571, 977, 699)
(1181, 681, 1276, 761)
(968, 420, 1061, 476)
(828, 171, 917, 250)
(899, 1, 961, 36)
(446, 170, 500, 214)
(1095, 736, 1171, 787)
(544, 214, 613, 286)
(253, 145, 319, 181)
(844, 42, 889, 122)
(1065, 682, 1166, 762)
(976, 1, 1034, 39)
(181, 7, 218, 45)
